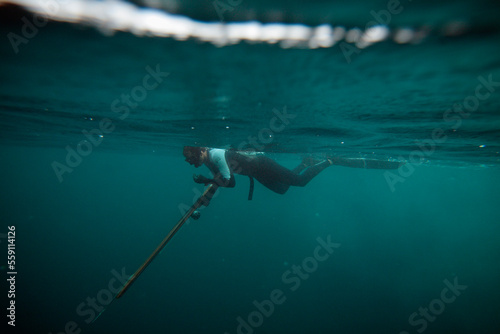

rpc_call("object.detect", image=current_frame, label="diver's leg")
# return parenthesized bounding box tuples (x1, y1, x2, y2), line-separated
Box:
(292, 156, 329, 174)
(293, 160, 332, 187)
(256, 179, 290, 195)
(250, 156, 297, 194)
(292, 162, 307, 174)
(249, 156, 332, 193)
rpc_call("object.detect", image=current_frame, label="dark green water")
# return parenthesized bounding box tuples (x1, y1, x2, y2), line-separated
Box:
(1, 1, 500, 333)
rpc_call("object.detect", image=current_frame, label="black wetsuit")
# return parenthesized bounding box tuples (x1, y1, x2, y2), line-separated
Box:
(204, 149, 331, 195)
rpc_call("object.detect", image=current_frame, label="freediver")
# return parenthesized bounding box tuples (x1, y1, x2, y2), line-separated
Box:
(183, 146, 333, 197)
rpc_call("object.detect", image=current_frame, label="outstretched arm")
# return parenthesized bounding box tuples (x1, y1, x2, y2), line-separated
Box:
(193, 173, 235, 187)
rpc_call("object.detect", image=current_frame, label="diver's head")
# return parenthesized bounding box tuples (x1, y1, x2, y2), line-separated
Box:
(183, 146, 207, 167)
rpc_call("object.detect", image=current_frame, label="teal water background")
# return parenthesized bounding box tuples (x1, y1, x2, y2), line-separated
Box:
(1, 1, 500, 333)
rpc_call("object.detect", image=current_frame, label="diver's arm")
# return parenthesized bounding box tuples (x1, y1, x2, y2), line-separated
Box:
(193, 173, 235, 187)
(193, 148, 235, 187)
(213, 173, 236, 187)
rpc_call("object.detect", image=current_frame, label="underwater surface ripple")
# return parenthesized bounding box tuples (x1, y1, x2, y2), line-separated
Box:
(0, 2, 499, 165)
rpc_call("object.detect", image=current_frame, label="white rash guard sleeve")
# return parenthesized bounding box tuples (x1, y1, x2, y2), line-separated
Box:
(208, 149, 231, 180)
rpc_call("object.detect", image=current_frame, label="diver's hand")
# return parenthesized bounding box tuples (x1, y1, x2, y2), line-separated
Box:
(193, 174, 211, 185)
